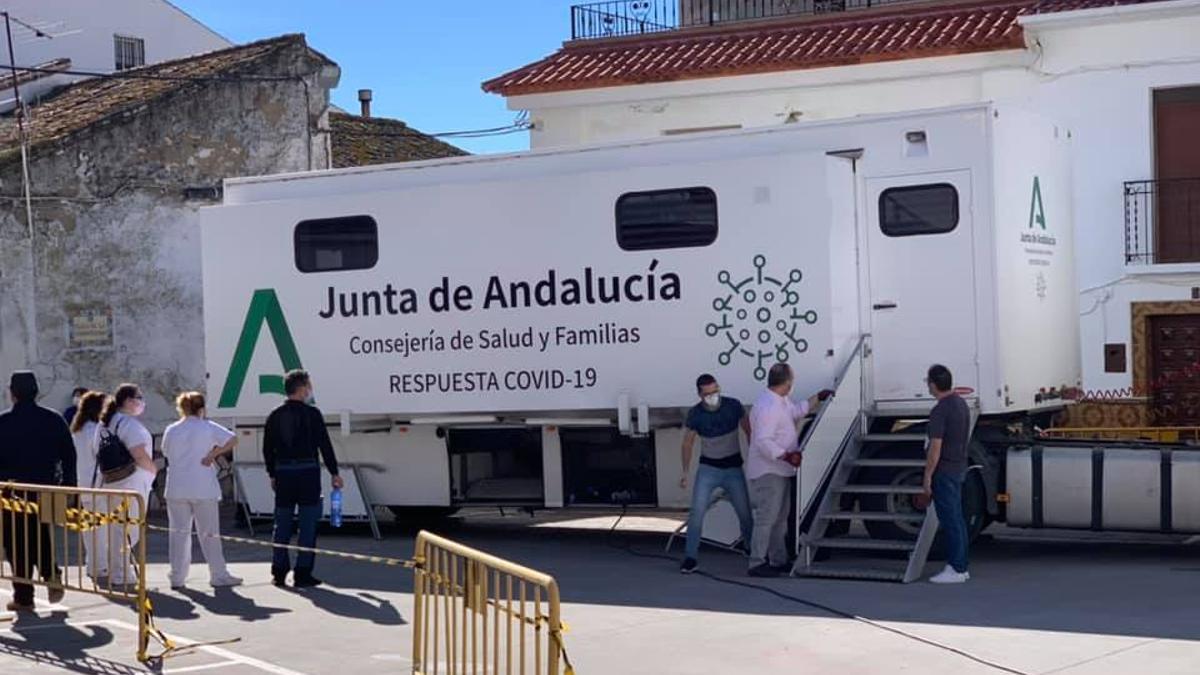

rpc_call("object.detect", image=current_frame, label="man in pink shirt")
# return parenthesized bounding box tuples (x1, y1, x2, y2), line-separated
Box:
(747, 363, 827, 577)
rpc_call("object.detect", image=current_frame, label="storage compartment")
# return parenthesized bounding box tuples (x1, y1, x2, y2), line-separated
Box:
(448, 428, 544, 505)
(560, 427, 656, 506)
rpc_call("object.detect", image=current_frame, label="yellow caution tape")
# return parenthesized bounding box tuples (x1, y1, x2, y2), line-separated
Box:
(143, 523, 420, 568)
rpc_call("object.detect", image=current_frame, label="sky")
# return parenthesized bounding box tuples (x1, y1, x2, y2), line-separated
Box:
(172, 0, 582, 154)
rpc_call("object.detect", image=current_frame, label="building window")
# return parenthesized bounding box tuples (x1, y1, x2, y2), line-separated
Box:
(616, 187, 718, 251)
(294, 216, 379, 273)
(114, 35, 145, 71)
(878, 183, 959, 237)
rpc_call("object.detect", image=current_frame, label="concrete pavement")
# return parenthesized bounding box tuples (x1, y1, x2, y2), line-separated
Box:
(0, 511, 1195, 673)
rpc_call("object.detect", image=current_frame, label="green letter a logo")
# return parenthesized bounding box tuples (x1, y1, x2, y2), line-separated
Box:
(1028, 176, 1047, 230)
(217, 289, 303, 409)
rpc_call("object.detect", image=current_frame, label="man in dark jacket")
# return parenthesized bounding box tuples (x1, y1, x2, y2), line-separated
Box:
(0, 371, 76, 611)
(263, 369, 341, 588)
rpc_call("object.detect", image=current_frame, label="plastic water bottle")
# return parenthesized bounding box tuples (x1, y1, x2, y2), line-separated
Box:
(330, 487, 343, 528)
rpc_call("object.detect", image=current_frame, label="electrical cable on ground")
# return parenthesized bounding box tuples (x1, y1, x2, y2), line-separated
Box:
(605, 507, 1031, 675)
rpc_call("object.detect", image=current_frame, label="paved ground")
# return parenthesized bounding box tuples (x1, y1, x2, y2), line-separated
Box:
(0, 510, 1197, 674)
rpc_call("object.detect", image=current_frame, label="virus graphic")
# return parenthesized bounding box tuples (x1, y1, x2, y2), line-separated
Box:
(1036, 271, 1048, 300)
(706, 254, 818, 381)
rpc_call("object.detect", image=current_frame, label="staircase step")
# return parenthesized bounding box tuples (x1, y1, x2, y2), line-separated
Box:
(820, 511, 925, 522)
(862, 433, 927, 443)
(851, 458, 927, 468)
(794, 564, 906, 582)
(809, 537, 916, 552)
(833, 484, 925, 495)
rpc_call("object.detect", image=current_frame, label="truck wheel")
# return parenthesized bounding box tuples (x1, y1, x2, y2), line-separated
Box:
(861, 469, 988, 543)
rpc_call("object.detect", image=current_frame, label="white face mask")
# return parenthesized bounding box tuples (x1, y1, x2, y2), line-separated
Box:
(702, 393, 721, 408)
(72, 396, 81, 407)
(130, 399, 146, 416)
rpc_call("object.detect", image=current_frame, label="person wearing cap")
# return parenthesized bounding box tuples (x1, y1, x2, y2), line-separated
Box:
(0, 371, 76, 611)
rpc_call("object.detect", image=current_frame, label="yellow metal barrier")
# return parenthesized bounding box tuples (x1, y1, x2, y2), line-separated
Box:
(1041, 427, 1200, 443)
(0, 481, 166, 663)
(413, 530, 572, 675)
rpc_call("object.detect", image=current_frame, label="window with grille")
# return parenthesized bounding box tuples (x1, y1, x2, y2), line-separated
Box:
(114, 35, 145, 71)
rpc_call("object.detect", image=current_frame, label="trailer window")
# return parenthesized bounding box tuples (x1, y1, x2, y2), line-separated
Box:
(878, 184, 959, 237)
(616, 187, 717, 251)
(294, 215, 379, 273)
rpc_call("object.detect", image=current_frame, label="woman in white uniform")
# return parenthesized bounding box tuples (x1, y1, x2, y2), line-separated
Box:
(100, 383, 158, 588)
(161, 391, 241, 589)
(70, 391, 109, 581)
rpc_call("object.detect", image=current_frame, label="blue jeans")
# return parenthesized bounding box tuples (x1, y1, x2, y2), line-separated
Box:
(685, 464, 754, 560)
(932, 471, 969, 573)
(273, 503, 321, 577)
(272, 463, 324, 577)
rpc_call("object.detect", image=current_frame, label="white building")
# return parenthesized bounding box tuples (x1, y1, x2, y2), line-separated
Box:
(0, 0, 230, 108)
(486, 0, 1200, 427)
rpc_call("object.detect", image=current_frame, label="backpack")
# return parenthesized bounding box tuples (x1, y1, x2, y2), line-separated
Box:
(96, 418, 137, 484)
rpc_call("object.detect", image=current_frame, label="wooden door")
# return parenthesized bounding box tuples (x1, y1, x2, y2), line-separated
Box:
(1148, 314, 1200, 426)
(1153, 88, 1200, 263)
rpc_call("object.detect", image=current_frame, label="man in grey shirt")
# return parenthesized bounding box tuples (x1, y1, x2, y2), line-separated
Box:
(679, 374, 753, 574)
(923, 364, 972, 584)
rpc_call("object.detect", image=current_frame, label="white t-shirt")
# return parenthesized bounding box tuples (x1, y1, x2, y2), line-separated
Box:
(161, 417, 233, 501)
(109, 412, 153, 458)
(73, 421, 100, 488)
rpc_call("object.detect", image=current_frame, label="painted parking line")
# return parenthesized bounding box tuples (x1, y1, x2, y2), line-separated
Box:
(101, 619, 308, 675)
(162, 661, 243, 673)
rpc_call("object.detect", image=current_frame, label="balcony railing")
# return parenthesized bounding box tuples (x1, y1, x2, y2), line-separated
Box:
(1125, 178, 1200, 265)
(571, 0, 924, 40)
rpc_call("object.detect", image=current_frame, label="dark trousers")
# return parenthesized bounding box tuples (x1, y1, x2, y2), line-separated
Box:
(932, 470, 969, 573)
(272, 464, 322, 578)
(3, 511, 60, 605)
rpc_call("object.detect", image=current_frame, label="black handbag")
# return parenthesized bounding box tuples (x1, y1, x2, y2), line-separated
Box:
(97, 419, 137, 483)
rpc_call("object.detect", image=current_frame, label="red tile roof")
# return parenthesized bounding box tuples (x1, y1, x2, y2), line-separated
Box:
(483, 0, 1147, 96)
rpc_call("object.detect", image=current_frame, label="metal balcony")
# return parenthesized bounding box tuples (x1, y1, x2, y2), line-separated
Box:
(570, 0, 925, 40)
(1125, 178, 1200, 265)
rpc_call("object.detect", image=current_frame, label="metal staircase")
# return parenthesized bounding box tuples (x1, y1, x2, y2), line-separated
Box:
(788, 336, 978, 583)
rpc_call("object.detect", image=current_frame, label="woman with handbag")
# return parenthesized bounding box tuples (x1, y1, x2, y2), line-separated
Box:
(70, 391, 110, 581)
(161, 391, 241, 590)
(99, 383, 158, 588)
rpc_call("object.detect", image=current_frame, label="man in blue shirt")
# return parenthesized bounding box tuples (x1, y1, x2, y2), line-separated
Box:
(679, 374, 753, 574)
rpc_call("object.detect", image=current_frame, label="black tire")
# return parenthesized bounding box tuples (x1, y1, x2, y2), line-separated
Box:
(861, 468, 988, 543)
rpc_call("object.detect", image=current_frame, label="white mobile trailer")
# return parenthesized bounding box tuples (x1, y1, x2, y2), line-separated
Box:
(203, 103, 1095, 528)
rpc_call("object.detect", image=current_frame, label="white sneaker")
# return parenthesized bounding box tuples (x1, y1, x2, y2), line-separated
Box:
(929, 565, 970, 584)
(211, 575, 243, 588)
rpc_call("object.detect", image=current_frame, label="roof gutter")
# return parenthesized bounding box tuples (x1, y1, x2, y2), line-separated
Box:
(1019, 0, 1200, 30)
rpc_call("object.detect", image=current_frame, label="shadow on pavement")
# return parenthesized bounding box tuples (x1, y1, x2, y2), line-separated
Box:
(177, 586, 292, 623)
(143, 590, 200, 621)
(284, 585, 405, 625)
(0, 611, 150, 674)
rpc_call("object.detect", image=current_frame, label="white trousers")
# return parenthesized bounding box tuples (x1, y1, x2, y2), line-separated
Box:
(166, 499, 230, 585)
(80, 494, 109, 579)
(104, 469, 154, 585)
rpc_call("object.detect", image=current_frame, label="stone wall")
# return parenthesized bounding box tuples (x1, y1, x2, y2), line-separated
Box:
(0, 41, 333, 431)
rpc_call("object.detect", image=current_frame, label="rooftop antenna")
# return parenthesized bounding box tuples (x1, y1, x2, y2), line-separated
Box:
(2, 11, 53, 364)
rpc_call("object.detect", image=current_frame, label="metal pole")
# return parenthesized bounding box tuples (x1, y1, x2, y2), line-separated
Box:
(4, 12, 38, 362)
(4, 12, 34, 239)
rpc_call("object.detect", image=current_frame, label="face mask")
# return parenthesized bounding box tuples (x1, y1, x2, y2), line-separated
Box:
(703, 393, 720, 408)
(72, 397, 81, 407)
(305, 388, 316, 405)
(130, 399, 146, 416)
